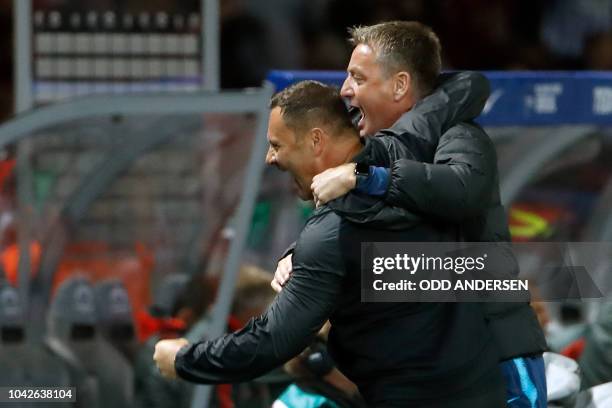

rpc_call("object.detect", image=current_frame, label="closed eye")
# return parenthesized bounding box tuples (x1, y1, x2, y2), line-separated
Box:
(348, 69, 364, 82)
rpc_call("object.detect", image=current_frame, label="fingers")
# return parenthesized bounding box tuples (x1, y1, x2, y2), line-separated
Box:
(311, 182, 328, 206)
(311, 166, 352, 205)
(160, 366, 176, 379)
(311, 172, 326, 193)
(274, 267, 288, 285)
(153, 338, 188, 379)
(313, 191, 330, 206)
(311, 180, 321, 202)
(153, 342, 176, 379)
(278, 254, 292, 282)
(272, 254, 293, 293)
(271, 278, 282, 293)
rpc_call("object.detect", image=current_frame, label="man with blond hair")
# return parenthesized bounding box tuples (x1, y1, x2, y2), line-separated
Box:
(273, 21, 547, 408)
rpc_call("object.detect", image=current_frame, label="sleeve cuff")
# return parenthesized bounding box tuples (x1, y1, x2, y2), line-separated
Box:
(355, 166, 390, 196)
(279, 242, 297, 261)
(174, 342, 197, 380)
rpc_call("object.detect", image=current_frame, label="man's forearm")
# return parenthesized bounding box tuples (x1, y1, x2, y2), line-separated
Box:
(174, 316, 288, 384)
(174, 267, 342, 383)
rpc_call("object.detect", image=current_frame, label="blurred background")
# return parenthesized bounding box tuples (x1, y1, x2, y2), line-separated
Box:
(0, 0, 611, 407)
(2, 0, 612, 117)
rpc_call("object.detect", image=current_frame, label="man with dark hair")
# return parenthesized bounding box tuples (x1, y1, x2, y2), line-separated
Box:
(272, 21, 548, 408)
(269, 80, 356, 138)
(266, 81, 364, 201)
(154, 81, 506, 407)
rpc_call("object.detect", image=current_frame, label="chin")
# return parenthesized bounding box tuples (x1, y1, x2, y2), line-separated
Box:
(359, 124, 374, 137)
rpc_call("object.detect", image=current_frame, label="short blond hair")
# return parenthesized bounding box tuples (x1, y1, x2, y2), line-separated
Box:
(349, 21, 441, 97)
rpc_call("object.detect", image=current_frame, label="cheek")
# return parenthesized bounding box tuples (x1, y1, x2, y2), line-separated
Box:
(294, 156, 313, 180)
(353, 84, 366, 100)
(358, 85, 380, 107)
(274, 152, 287, 169)
(366, 89, 392, 114)
(281, 152, 300, 172)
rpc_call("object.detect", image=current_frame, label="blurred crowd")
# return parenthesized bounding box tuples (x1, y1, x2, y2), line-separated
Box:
(214, 0, 612, 87)
(1, 0, 612, 121)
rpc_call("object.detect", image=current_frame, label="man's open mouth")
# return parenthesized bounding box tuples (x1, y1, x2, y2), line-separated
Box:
(348, 106, 364, 130)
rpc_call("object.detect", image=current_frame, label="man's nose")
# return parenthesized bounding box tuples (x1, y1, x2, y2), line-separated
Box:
(265, 147, 275, 165)
(340, 78, 353, 97)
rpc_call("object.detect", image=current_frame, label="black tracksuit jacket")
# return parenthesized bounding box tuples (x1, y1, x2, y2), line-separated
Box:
(176, 187, 503, 406)
(376, 72, 547, 361)
(174, 72, 545, 406)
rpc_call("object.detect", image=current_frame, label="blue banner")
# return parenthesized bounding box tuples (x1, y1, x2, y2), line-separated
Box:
(266, 71, 612, 126)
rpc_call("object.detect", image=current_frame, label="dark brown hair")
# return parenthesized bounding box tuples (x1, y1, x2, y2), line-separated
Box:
(270, 80, 356, 138)
(349, 21, 441, 97)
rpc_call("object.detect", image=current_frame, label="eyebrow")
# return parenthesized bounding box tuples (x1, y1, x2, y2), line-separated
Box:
(348, 67, 364, 77)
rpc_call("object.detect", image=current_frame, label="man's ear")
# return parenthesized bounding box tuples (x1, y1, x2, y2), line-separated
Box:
(310, 127, 325, 156)
(393, 71, 411, 101)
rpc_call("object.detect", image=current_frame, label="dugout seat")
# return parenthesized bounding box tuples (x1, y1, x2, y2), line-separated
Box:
(0, 283, 73, 408)
(46, 276, 133, 408)
(149, 273, 190, 318)
(94, 279, 137, 362)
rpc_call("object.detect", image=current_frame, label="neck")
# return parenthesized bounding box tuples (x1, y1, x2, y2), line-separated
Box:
(400, 93, 418, 116)
(317, 133, 363, 172)
(342, 138, 364, 163)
